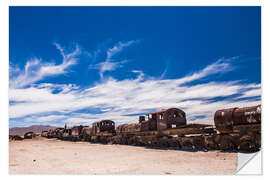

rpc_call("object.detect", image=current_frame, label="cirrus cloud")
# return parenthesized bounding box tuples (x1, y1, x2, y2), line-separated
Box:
(9, 56, 261, 126)
(9, 43, 81, 89)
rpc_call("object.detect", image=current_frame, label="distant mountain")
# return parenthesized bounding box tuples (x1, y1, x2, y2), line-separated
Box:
(9, 125, 58, 135)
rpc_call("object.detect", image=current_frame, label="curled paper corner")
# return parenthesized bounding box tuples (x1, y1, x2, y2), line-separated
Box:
(236, 151, 262, 175)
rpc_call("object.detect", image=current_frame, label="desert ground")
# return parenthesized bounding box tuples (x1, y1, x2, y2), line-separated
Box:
(9, 137, 237, 174)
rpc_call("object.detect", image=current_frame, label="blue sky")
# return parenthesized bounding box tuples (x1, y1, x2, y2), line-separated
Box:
(9, 6, 261, 127)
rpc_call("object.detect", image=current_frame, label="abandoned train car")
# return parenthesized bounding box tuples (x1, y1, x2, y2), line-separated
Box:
(24, 131, 36, 139)
(70, 125, 88, 141)
(43, 105, 261, 152)
(214, 105, 261, 133)
(117, 108, 187, 134)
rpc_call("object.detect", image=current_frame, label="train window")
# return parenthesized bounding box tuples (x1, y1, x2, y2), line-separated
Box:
(160, 114, 163, 120)
(180, 113, 184, 118)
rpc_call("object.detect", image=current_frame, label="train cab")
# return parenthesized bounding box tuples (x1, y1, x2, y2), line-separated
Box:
(92, 120, 115, 135)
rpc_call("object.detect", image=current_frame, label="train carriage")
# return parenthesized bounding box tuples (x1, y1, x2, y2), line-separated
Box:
(90, 120, 116, 143)
(43, 105, 261, 152)
(70, 125, 88, 141)
(81, 127, 92, 141)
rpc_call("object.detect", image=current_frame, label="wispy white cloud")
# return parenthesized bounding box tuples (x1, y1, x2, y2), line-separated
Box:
(89, 40, 138, 79)
(24, 115, 68, 123)
(9, 43, 81, 88)
(174, 57, 234, 85)
(238, 87, 261, 99)
(9, 57, 261, 126)
(93, 59, 129, 79)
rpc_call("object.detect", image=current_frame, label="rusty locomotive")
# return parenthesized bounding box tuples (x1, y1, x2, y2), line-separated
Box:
(24, 131, 36, 139)
(45, 105, 261, 152)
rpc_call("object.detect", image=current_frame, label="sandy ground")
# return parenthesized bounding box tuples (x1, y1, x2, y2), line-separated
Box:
(9, 137, 237, 174)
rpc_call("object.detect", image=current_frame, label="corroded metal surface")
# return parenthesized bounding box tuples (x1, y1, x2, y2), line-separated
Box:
(61, 128, 72, 140)
(92, 120, 115, 135)
(42, 106, 261, 153)
(24, 132, 36, 139)
(9, 135, 23, 141)
(81, 127, 92, 141)
(41, 131, 48, 137)
(214, 105, 261, 133)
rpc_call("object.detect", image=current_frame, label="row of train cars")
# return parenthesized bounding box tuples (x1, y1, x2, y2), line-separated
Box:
(40, 105, 261, 152)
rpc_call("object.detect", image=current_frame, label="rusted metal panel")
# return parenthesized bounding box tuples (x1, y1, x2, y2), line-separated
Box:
(156, 108, 186, 131)
(116, 124, 128, 134)
(9, 135, 24, 141)
(115, 108, 186, 134)
(81, 127, 91, 138)
(41, 131, 48, 137)
(140, 120, 153, 131)
(47, 127, 64, 138)
(214, 105, 261, 133)
(92, 120, 115, 136)
(62, 128, 72, 140)
(214, 108, 237, 132)
(148, 109, 168, 114)
(47, 129, 54, 138)
(41, 105, 260, 152)
(119, 123, 141, 133)
(204, 135, 218, 150)
(24, 131, 35, 139)
(71, 126, 80, 136)
(70, 125, 88, 141)
(55, 128, 65, 138)
(233, 105, 261, 125)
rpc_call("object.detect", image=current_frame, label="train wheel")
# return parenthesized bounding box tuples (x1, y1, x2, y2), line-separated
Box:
(167, 138, 179, 148)
(192, 136, 205, 151)
(239, 140, 255, 152)
(239, 135, 256, 152)
(120, 137, 124, 145)
(127, 137, 133, 145)
(159, 137, 169, 147)
(219, 135, 234, 151)
(151, 139, 159, 147)
(204, 135, 217, 150)
(180, 137, 195, 151)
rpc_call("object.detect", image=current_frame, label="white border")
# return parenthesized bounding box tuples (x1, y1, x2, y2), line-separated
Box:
(2, 0, 269, 179)
(0, 0, 9, 178)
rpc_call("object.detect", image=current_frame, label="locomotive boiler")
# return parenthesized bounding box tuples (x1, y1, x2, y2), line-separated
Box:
(214, 105, 261, 133)
(44, 105, 261, 152)
(214, 105, 261, 151)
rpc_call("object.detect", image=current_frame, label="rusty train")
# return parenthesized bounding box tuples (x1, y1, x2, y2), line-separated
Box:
(45, 105, 261, 152)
